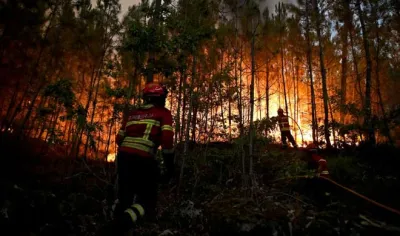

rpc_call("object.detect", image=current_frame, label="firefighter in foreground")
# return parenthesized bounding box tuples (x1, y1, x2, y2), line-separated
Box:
(305, 143, 330, 178)
(114, 83, 175, 232)
(277, 108, 298, 149)
(304, 143, 331, 205)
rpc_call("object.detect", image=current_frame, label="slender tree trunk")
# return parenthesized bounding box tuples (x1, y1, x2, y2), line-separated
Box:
(180, 74, 187, 143)
(124, 68, 137, 120)
(346, 0, 364, 108)
(249, 24, 256, 177)
(184, 55, 196, 152)
(328, 99, 337, 148)
(180, 54, 196, 195)
(356, 0, 375, 144)
(291, 56, 297, 138)
(146, 0, 162, 83)
(280, 39, 288, 114)
(296, 65, 300, 133)
(279, 4, 289, 114)
(84, 65, 104, 158)
(340, 4, 349, 124)
(72, 67, 97, 158)
(204, 84, 211, 143)
(218, 52, 227, 131)
(265, 60, 270, 119)
(314, 0, 332, 148)
(17, 79, 47, 138)
(373, 17, 392, 143)
(27, 95, 46, 137)
(239, 43, 244, 136)
(191, 97, 198, 142)
(228, 82, 232, 142)
(48, 103, 62, 144)
(305, 0, 317, 143)
(105, 116, 114, 161)
(66, 119, 74, 145)
(1, 78, 21, 130)
(175, 70, 184, 145)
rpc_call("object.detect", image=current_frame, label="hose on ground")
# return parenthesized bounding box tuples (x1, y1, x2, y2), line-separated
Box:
(270, 175, 400, 216)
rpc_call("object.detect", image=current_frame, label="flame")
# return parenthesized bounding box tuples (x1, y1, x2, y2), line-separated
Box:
(107, 153, 116, 162)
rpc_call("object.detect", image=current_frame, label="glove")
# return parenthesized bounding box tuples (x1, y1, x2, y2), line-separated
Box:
(162, 152, 175, 183)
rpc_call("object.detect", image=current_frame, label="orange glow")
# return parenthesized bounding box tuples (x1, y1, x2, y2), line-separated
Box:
(107, 153, 116, 162)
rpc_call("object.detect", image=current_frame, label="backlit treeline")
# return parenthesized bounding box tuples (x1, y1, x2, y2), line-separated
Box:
(1, 0, 400, 160)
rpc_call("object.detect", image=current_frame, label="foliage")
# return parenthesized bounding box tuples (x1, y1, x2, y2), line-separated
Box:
(43, 78, 76, 109)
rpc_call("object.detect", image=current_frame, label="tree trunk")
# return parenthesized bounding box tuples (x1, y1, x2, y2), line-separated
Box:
(175, 70, 184, 145)
(280, 40, 288, 114)
(184, 55, 196, 154)
(373, 13, 392, 143)
(340, 1, 350, 123)
(296, 65, 300, 129)
(228, 80, 232, 141)
(146, 0, 162, 83)
(180, 76, 187, 143)
(239, 43, 244, 137)
(84, 70, 102, 159)
(179, 54, 196, 195)
(1, 78, 21, 130)
(314, 0, 332, 148)
(191, 97, 197, 142)
(305, 0, 317, 143)
(265, 60, 270, 119)
(291, 56, 297, 138)
(105, 115, 114, 161)
(17, 79, 47, 139)
(204, 83, 211, 143)
(356, 0, 375, 144)
(73, 67, 98, 158)
(249, 23, 256, 177)
(218, 51, 227, 132)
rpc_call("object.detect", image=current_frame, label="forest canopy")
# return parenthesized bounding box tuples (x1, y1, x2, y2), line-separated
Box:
(1, 0, 400, 160)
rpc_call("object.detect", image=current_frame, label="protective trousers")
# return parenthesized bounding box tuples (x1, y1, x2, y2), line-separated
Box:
(115, 151, 159, 231)
(281, 131, 297, 147)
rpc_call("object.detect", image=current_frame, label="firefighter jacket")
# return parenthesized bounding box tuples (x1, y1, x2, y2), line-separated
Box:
(311, 153, 330, 177)
(278, 115, 291, 131)
(116, 104, 174, 158)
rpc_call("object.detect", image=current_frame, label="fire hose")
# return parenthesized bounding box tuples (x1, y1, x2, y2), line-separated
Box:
(287, 115, 305, 145)
(275, 115, 400, 215)
(271, 175, 400, 217)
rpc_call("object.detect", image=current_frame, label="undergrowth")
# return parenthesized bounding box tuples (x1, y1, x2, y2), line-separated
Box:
(1, 136, 400, 235)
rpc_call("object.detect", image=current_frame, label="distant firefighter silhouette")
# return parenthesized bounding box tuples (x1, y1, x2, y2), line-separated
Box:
(277, 108, 297, 149)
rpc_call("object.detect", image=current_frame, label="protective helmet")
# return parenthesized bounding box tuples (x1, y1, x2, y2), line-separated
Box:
(142, 83, 168, 98)
(277, 108, 284, 114)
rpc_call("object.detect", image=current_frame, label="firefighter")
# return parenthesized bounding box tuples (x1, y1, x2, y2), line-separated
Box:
(305, 143, 331, 206)
(306, 143, 329, 178)
(114, 82, 175, 233)
(277, 108, 298, 149)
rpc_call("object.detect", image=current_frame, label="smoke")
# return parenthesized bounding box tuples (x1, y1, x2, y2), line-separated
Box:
(91, 0, 141, 18)
(259, 0, 297, 16)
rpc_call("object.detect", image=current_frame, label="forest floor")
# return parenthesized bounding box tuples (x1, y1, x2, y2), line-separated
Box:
(1, 133, 400, 236)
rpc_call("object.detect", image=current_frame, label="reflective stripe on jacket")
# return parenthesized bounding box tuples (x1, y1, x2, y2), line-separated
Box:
(116, 104, 174, 157)
(278, 115, 291, 131)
